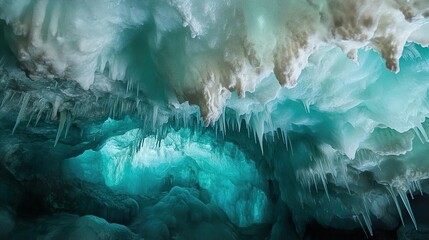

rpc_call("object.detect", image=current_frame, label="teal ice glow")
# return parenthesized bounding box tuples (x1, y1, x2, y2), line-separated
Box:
(2, 1, 429, 238)
(61, 43, 429, 234)
(66, 127, 271, 227)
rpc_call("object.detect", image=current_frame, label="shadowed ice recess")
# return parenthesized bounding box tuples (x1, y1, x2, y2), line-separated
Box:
(1, 0, 429, 239)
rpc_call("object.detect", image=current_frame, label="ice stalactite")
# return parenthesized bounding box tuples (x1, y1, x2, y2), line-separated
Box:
(398, 189, 418, 230)
(54, 110, 67, 147)
(64, 112, 72, 139)
(0, 90, 11, 108)
(1, 0, 429, 124)
(50, 96, 62, 121)
(2, 0, 429, 239)
(353, 214, 369, 238)
(12, 93, 30, 134)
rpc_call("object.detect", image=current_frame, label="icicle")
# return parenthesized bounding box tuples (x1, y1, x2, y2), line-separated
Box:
(35, 107, 44, 127)
(258, 135, 264, 154)
(312, 171, 318, 192)
(12, 93, 30, 134)
(398, 190, 418, 230)
(51, 96, 62, 120)
(281, 131, 288, 150)
(387, 185, 405, 226)
(417, 124, 429, 143)
(251, 115, 265, 154)
(354, 215, 369, 238)
(54, 111, 67, 147)
(17, 93, 24, 105)
(112, 96, 119, 119)
(303, 100, 311, 113)
(152, 106, 158, 131)
(416, 181, 423, 196)
(409, 187, 414, 200)
(288, 135, 294, 155)
(136, 84, 140, 97)
(361, 211, 373, 237)
(218, 117, 223, 136)
(339, 160, 351, 194)
(183, 111, 188, 128)
(362, 199, 373, 236)
(251, 127, 256, 144)
(243, 115, 251, 137)
(120, 100, 124, 116)
(10, 91, 16, 102)
(64, 113, 72, 139)
(236, 113, 241, 132)
(1, 91, 12, 108)
(275, 129, 280, 142)
(319, 172, 330, 200)
(26, 106, 36, 127)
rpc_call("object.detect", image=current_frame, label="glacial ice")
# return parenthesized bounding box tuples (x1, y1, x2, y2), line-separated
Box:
(1, 0, 429, 239)
(64, 127, 272, 228)
(2, 0, 429, 123)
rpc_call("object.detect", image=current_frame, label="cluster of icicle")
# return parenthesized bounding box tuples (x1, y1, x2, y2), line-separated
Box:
(1, 0, 429, 124)
(2, 90, 161, 146)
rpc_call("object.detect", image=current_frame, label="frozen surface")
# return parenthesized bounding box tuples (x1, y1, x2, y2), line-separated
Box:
(1, 0, 429, 122)
(12, 214, 140, 240)
(131, 186, 240, 240)
(64, 127, 272, 228)
(1, 0, 429, 239)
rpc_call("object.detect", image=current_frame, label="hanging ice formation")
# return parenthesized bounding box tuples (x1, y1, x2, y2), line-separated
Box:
(1, 0, 429, 239)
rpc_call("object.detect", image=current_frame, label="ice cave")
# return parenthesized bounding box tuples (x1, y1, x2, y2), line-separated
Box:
(2, 0, 429, 239)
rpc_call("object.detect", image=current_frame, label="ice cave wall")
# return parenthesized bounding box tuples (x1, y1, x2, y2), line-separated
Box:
(1, 0, 429, 239)
(2, 0, 429, 123)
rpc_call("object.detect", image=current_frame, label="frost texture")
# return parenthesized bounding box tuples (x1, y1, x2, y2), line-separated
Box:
(1, 0, 429, 122)
(2, 0, 429, 238)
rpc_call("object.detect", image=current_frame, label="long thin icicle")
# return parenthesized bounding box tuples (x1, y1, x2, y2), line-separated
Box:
(51, 96, 62, 120)
(64, 113, 72, 139)
(1, 91, 12, 108)
(361, 211, 373, 236)
(361, 211, 373, 237)
(34, 107, 44, 127)
(319, 171, 330, 201)
(398, 189, 418, 230)
(12, 93, 30, 134)
(387, 185, 405, 226)
(417, 124, 429, 143)
(54, 111, 67, 147)
(354, 214, 368, 239)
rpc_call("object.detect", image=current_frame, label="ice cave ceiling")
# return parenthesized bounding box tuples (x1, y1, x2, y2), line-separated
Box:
(2, 0, 429, 239)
